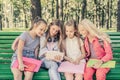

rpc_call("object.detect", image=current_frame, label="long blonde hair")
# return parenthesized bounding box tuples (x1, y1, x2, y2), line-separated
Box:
(78, 19, 111, 43)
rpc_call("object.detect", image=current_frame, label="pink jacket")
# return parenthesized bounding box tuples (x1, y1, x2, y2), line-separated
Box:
(84, 37, 113, 62)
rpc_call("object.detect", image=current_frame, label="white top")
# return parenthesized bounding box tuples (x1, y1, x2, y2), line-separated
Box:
(66, 36, 85, 63)
(39, 34, 60, 58)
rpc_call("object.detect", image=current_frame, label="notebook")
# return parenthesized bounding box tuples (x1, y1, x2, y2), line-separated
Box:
(12, 57, 42, 72)
(58, 61, 85, 73)
(87, 59, 116, 68)
(23, 61, 37, 72)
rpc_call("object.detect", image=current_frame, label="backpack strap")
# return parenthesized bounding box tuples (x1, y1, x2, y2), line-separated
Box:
(77, 37, 82, 51)
(98, 39, 104, 50)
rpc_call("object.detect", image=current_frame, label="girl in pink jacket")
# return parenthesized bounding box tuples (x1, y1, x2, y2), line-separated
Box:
(78, 19, 113, 80)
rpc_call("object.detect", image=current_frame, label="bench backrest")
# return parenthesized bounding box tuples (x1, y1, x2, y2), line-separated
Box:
(0, 32, 120, 63)
(0, 32, 120, 80)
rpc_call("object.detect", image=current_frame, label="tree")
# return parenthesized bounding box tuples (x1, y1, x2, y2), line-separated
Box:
(56, 0, 59, 19)
(60, 0, 63, 21)
(81, 0, 87, 19)
(31, 0, 41, 20)
(0, 15, 2, 30)
(117, 0, 120, 32)
(0, 2, 2, 30)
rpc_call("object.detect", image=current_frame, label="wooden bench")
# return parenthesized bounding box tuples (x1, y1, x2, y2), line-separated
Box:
(0, 32, 120, 80)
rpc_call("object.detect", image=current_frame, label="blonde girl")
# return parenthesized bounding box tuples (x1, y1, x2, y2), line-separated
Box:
(78, 19, 113, 80)
(58, 20, 86, 80)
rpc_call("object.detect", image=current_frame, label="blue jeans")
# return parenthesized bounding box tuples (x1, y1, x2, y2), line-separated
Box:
(41, 58, 61, 80)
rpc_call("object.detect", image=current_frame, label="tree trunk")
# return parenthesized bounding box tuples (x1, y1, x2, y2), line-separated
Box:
(22, 1, 28, 28)
(94, 0, 99, 27)
(117, 0, 120, 32)
(106, 0, 110, 29)
(81, 0, 87, 19)
(52, 0, 54, 18)
(0, 3, 2, 30)
(101, 9, 105, 28)
(60, 0, 63, 21)
(30, 0, 41, 21)
(56, 0, 59, 19)
(0, 15, 2, 30)
(110, 0, 112, 28)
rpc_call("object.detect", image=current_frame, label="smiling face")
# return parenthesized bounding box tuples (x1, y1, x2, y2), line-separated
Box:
(65, 26, 75, 39)
(35, 23, 47, 37)
(49, 25, 60, 37)
(78, 25, 89, 37)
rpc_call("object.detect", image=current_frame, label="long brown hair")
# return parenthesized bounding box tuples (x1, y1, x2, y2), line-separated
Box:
(44, 19, 63, 51)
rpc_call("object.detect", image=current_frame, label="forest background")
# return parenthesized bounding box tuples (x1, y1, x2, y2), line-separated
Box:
(0, 0, 120, 32)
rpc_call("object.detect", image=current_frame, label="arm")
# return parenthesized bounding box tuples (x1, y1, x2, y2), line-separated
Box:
(101, 40, 113, 62)
(39, 36, 48, 58)
(78, 45, 86, 60)
(76, 38, 86, 61)
(17, 39, 25, 71)
(74, 45, 86, 64)
(35, 44, 40, 59)
(64, 56, 74, 63)
(73, 38, 86, 64)
(11, 37, 20, 51)
(93, 40, 113, 68)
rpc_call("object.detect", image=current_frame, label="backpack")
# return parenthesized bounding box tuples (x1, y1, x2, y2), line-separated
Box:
(98, 39, 112, 50)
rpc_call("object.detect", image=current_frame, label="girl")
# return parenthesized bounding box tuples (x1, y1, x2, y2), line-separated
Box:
(39, 19, 63, 80)
(78, 19, 113, 80)
(58, 20, 86, 80)
(11, 16, 47, 80)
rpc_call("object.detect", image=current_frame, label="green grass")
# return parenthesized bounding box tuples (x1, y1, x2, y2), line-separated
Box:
(99, 27, 117, 32)
(0, 27, 117, 32)
(1, 28, 29, 32)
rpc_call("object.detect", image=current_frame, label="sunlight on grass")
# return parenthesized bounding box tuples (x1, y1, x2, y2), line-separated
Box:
(0, 27, 117, 32)
(1, 28, 29, 32)
(99, 28, 116, 32)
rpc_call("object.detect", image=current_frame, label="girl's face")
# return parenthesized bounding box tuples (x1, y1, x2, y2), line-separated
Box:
(49, 25, 60, 37)
(65, 26, 75, 39)
(35, 23, 47, 37)
(78, 25, 89, 37)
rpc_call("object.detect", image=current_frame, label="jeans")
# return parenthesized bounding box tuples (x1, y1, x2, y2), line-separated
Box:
(11, 50, 35, 67)
(41, 58, 61, 80)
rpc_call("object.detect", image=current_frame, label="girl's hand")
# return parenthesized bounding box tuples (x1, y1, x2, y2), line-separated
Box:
(54, 55, 61, 62)
(74, 58, 80, 65)
(92, 60, 104, 69)
(69, 58, 75, 64)
(18, 63, 24, 71)
(74, 59, 80, 65)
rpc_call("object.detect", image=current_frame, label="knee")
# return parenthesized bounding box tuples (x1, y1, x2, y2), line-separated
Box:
(12, 71, 22, 80)
(65, 73, 73, 80)
(50, 61, 58, 69)
(84, 72, 93, 80)
(75, 75, 83, 80)
(13, 73, 22, 80)
(24, 76, 32, 80)
(96, 71, 106, 80)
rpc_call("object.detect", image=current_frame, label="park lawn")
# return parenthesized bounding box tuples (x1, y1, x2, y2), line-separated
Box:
(1, 27, 117, 32)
